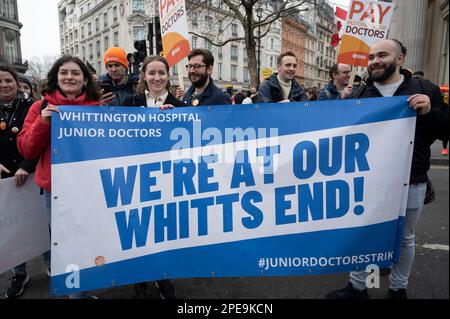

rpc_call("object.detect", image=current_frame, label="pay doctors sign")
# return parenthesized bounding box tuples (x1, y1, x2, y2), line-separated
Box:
(337, 0, 395, 67)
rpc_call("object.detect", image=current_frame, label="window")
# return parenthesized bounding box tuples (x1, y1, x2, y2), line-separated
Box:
(244, 50, 247, 62)
(113, 6, 118, 22)
(75, 30, 78, 40)
(231, 65, 238, 81)
(204, 39, 212, 51)
(218, 63, 223, 80)
(232, 24, 238, 36)
(231, 45, 238, 61)
(104, 36, 109, 50)
(89, 44, 93, 60)
(270, 38, 274, 51)
(133, 26, 146, 40)
(104, 12, 108, 28)
(95, 17, 99, 32)
(244, 67, 249, 83)
(114, 32, 119, 46)
(191, 36, 198, 49)
(218, 46, 223, 59)
(132, 0, 145, 13)
(205, 16, 213, 29)
(82, 46, 86, 60)
(96, 40, 101, 57)
(5, 38, 15, 64)
(218, 21, 223, 33)
(81, 26, 85, 39)
(192, 13, 198, 28)
(88, 22, 92, 36)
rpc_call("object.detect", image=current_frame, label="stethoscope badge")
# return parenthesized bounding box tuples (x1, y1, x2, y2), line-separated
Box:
(192, 99, 200, 107)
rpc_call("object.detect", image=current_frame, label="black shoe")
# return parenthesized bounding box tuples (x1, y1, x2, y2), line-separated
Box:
(388, 288, 408, 299)
(134, 283, 149, 299)
(325, 283, 370, 299)
(5, 273, 30, 299)
(380, 267, 391, 276)
(155, 280, 177, 299)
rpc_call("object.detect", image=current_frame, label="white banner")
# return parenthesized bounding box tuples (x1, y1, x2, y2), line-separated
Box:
(0, 175, 50, 274)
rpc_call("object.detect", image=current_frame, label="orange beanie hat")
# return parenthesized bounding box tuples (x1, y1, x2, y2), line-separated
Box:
(104, 47, 128, 68)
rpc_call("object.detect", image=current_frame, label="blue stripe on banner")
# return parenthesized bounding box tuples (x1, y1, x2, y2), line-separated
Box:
(51, 96, 416, 164)
(51, 218, 402, 296)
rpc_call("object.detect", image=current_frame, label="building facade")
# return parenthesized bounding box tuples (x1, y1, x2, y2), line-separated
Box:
(58, 0, 284, 90)
(281, 16, 307, 84)
(0, 0, 27, 73)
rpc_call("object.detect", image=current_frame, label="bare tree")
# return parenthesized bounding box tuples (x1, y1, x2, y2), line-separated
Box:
(187, 0, 317, 87)
(25, 55, 58, 96)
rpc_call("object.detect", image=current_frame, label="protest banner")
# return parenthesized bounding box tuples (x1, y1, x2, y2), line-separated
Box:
(337, 0, 395, 67)
(0, 175, 50, 274)
(159, 0, 190, 66)
(50, 97, 415, 295)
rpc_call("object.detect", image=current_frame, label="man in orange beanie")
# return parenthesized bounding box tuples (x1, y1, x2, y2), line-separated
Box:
(99, 47, 139, 106)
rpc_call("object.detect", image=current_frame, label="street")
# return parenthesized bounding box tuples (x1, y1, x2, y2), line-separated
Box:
(1, 164, 447, 300)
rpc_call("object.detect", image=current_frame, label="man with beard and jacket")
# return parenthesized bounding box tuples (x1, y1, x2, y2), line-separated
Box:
(179, 49, 231, 106)
(257, 51, 307, 103)
(326, 39, 448, 299)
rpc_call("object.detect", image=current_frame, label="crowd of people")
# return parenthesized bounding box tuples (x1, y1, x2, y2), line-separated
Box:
(0, 37, 448, 299)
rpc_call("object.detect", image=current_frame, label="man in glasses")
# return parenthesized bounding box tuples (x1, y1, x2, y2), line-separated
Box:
(318, 63, 353, 100)
(179, 49, 231, 106)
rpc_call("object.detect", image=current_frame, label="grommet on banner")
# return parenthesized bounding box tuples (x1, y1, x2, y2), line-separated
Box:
(410, 141, 413, 144)
(53, 148, 59, 154)
(211, 272, 216, 277)
(53, 242, 58, 247)
(109, 107, 114, 112)
(255, 104, 259, 109)
(163, 273, 168, 278)
(111, 281, 116, 286)
(356, 100, 361, 105)
(304, 103, 309, 107)
(53, 196, 58, 200)
(208, 106, 212, 111)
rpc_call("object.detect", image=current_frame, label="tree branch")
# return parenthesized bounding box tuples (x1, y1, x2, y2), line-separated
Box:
(189, 31, 245, 46)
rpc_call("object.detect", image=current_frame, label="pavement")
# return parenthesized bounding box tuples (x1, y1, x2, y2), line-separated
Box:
(0, 154, 448, 300)
(431, 139, 449, 166)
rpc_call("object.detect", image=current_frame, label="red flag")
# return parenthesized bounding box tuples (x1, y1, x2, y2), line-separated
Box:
(331, 6, 347, 47)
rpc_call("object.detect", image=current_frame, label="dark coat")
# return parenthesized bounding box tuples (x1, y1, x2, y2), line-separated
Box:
(182, 78, 231, 106)
(257, 73, 308, 103)
(0, 97, 36, 178)
(351, 69, 449, 183)
(123, 92, 186, 107)
(99, 73, 140, 106)
(318, 81, 342, 100)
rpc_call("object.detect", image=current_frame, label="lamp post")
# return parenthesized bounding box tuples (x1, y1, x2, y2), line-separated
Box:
(256, 5, 263, 87)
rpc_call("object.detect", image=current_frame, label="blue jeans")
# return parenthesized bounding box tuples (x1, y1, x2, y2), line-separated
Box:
(349, 183, 427, 291)
(12, 191, 51, 275)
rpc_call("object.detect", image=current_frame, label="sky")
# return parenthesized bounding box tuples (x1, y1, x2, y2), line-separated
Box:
(17, 0, 350, 61)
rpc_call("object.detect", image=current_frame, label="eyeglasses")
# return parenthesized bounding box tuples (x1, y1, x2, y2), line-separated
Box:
(186, 64, 207, 70)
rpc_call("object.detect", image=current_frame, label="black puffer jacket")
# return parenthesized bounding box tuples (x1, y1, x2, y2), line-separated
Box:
(0, 96, 36, 178)
(351, 70, 449, 183)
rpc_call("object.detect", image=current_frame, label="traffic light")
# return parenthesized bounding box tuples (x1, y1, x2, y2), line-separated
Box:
(154, 16, 163, 55)
(133, 40, 147, 63)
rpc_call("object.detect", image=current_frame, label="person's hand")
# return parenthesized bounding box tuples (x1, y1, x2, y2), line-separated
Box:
(15, 168, 29, 187)
(160, 104, 175, 110)
(175, 87, 185, 100)
(279, 99, 291, 103)
(41, 104, 59, 124)
(341, 85, 353, 99)
(408, 94, 431, 115)
(0, 164, 11, 178)
(99, 91, 115, 105)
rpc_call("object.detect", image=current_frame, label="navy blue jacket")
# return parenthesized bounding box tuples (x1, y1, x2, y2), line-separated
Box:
(257, 73, 307, 103)
(182, 78, 231, 106)
(99, 73, 140, 106)
(351, 70, 449, 183)
(318, 81, 342, 100)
